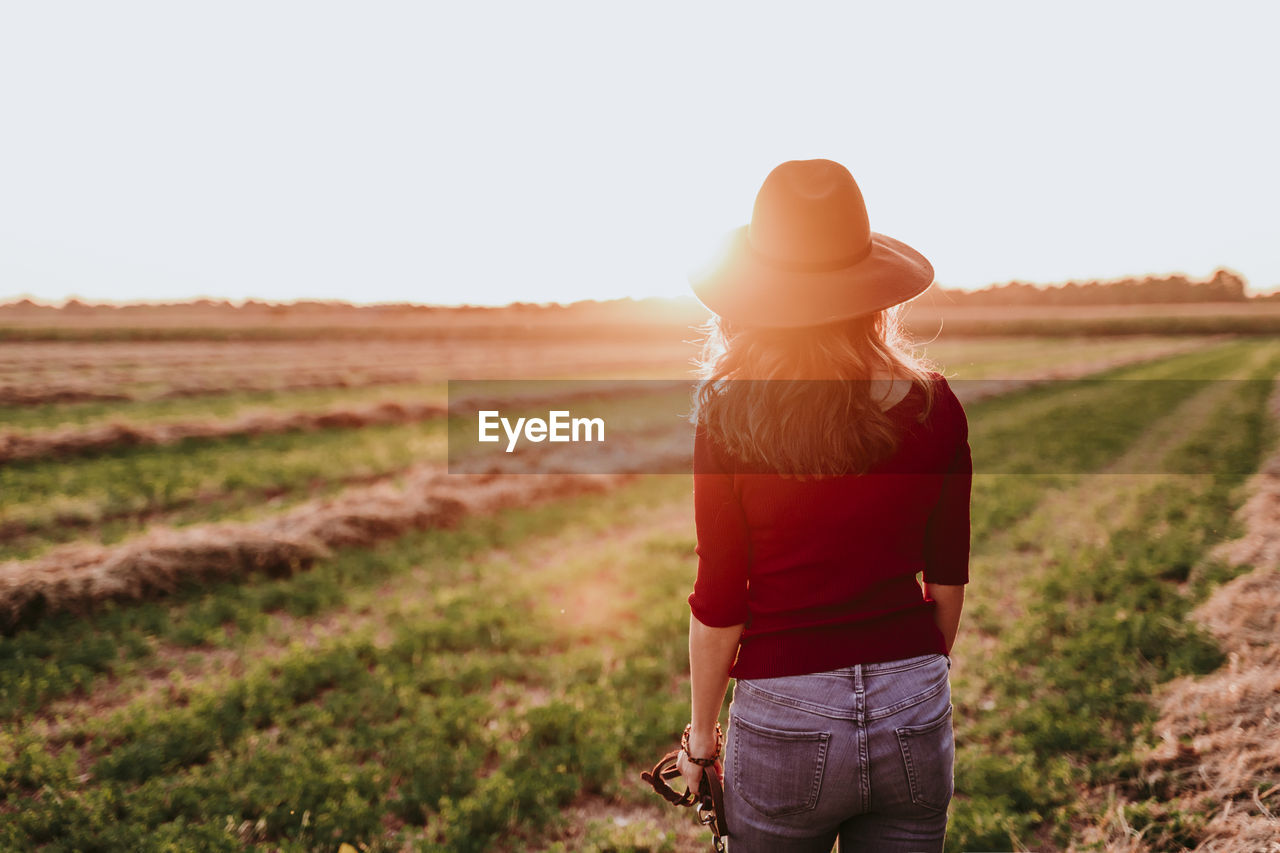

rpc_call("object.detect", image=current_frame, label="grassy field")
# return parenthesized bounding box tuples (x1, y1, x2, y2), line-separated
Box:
(1, 331, 1277, 851)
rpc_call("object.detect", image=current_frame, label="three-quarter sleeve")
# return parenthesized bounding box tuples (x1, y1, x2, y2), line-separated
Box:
(688, 426, 752, 626)
(922, 383, 972, 585)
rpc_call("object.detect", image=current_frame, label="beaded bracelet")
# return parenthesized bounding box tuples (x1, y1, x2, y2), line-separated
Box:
(681, 721, 723, 767)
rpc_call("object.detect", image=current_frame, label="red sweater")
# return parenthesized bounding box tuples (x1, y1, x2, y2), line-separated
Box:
(688, 372, 972, 679)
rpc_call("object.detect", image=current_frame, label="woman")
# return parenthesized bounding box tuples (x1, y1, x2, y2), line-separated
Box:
(675, 159, 972, 853)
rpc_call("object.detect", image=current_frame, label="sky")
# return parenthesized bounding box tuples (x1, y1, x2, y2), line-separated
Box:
(1, 1, 1277, 306)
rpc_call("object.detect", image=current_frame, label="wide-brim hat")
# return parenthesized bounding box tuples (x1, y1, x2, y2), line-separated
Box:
(689, 159, 934, 328)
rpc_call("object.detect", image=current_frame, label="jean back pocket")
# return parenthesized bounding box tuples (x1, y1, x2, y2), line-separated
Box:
(729, 715, 831, 818)
(894, 703, 954, 813)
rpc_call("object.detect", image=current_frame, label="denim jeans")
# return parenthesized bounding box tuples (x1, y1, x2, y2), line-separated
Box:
(723, 653, 954, 853)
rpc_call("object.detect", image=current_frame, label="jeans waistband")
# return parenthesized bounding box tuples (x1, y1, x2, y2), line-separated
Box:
(735, 653, 950, 721)
(823, 652, 948, 676)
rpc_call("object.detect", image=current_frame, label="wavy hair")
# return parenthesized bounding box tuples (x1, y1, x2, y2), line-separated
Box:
(691, 305, 936, 476)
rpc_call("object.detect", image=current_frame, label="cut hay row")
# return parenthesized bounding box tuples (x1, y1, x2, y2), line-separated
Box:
(0, 458, 405, 555)
(0, 465, 560, 632)
(20, 358, 1239, 758)
(0, 362, 394, 384)
(0, 334, 1218, 411)
(0, 431, 691, 631)
(0, 475, 705, 852)
(1140, 570, 1280, 852)
(0, 380, 686, 466)
(0, 336, 1218, 466)
(0, 332, 1200, 383)
(33, 491, 695, 749)
(0, 343, 1245, 627)
(0, 399, 445, 465)
(0, 356, 686, 406)
(0, 336, 692, 372)
(0, 349, 686, 383)
(0, 369, 424, 407)
(0, 337, 696, 405)
(2, 342, 1274, 851)
(0, 387, 135, 406)
(1081, 381, 1280, 852)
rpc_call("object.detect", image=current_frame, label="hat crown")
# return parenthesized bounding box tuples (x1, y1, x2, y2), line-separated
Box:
(687, 157, 933, 328)
(747, 159, 872, 270)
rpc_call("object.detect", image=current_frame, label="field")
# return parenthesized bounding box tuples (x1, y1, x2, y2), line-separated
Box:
(1, 315, 1278, 852)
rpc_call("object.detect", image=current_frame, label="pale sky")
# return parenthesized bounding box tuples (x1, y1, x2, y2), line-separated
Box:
(2, 1, 1277, 306)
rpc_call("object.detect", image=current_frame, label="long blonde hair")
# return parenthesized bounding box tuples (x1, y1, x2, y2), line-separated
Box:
(691, 305, 936, 476)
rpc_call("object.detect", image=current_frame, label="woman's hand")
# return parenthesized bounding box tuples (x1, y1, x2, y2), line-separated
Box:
(676, 749, 723, 797)
(676, 727, 724, 796)
(924, 582, 965, 654)
(682, 613, 739, 796)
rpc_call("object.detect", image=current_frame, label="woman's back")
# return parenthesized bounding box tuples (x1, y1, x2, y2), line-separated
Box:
(689, 372, 971, 678)
(673, 159, 968, 853)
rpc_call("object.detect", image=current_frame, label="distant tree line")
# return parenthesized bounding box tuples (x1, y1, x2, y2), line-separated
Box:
(0, 295, 693, 319)
(5, 272, 1278, 315)
(938, 268, 1269, 305)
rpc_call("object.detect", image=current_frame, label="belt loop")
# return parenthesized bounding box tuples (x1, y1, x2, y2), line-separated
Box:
(853, 662, 865, 722)
(945, 654, 952, 670)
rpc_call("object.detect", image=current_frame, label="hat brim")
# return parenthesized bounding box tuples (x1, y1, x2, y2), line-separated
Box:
(688, 227, 934, 328)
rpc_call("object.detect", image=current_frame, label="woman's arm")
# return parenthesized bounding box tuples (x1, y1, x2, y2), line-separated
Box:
(688, 613, 743, 741)
(682, 427, 750, 792)
(924, 582, 965, 654)
(922, 381, 971, 656)
(678, 612, 744, 792)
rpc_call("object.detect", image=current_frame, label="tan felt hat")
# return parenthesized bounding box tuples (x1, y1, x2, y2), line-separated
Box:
(690, 159, 934, 327)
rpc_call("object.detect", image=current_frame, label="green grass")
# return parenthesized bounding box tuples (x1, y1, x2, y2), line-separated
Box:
(960, 339, 1264, 538)
(1, 382, 688, 559)
(4, 342, 1253, 719)
(0, 475, 692, 720)
(0, 481, 700, 852)
(0, 335, 1214, 434)
(906, 313, 1280, 337)
(0, 336, 1237, 559)
(0, 420, 447, 536)
(943, 342, 1280, 851)
(0, 474, 373, 561)
(918, 334, 1214, 379)
(1, 336, 1276, 851)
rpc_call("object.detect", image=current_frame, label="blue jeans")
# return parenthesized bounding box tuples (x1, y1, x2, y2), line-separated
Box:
(723, 653, 954, 853)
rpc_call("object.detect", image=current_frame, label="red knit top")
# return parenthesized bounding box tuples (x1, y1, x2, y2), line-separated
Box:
(688, 372, 972, 679)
